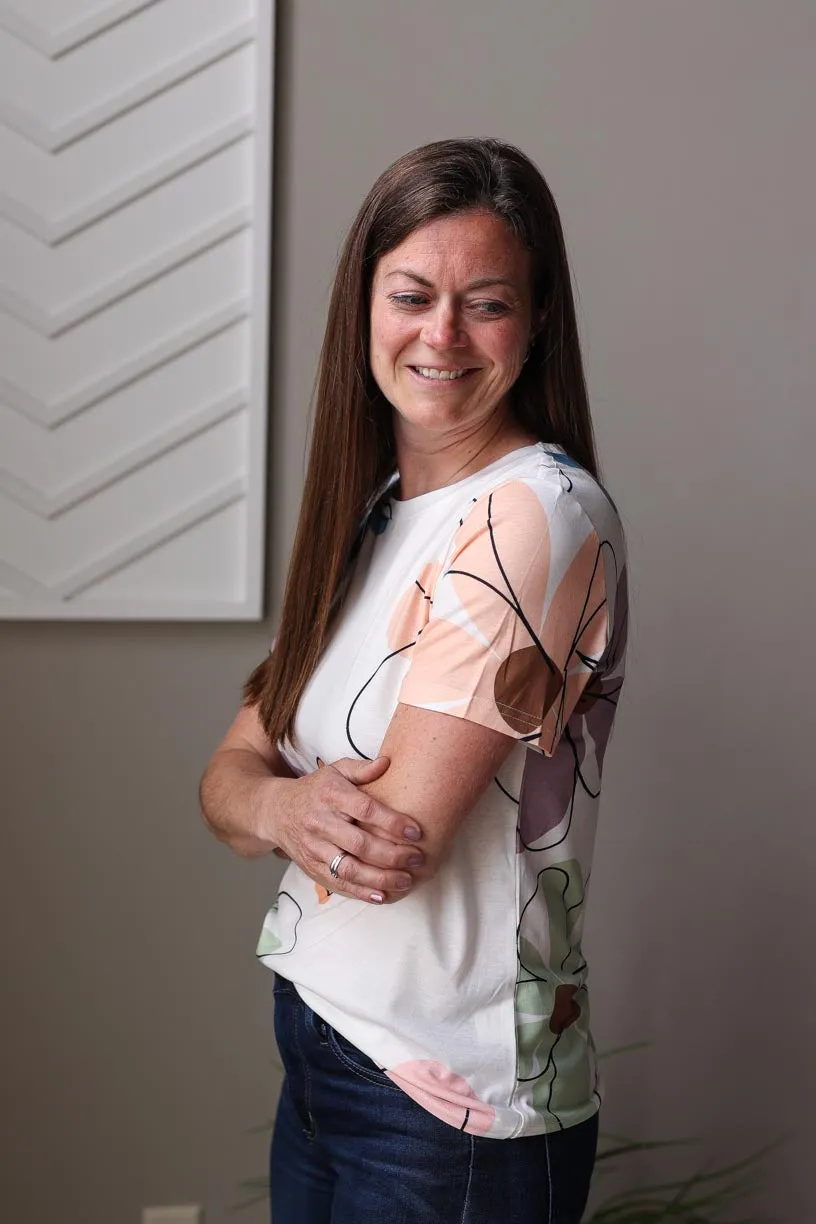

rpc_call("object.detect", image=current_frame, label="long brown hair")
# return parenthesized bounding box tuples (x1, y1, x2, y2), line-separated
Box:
(245, 138, 599, 743)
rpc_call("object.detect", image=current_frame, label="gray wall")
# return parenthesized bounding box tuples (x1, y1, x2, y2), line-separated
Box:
(2, 2, 814, 1220)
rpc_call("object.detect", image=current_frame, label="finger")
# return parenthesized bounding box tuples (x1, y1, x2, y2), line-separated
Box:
(323, 848, 414, 904)
(328, 755, 391, 785)
(307, 846, 392, 906)
(348, 790, 422, 845)
(322, 810, 425, 874)
(322, 758, 422, 843)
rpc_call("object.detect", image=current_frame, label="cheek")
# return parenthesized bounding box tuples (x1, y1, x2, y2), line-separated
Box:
(484, 323, 527, 374)
(370, 310, 406, 363)
(371, 325, 417, 385)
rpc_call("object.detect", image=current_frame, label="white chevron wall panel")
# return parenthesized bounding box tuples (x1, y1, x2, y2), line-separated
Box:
(0, 2, 163, 58)
(0, 44, 256, 242)
(0, 0, 274, 618)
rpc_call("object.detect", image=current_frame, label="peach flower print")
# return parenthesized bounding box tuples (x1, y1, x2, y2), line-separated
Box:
(387, 561, 444, 651)
(538, 530, 608, 752)
(401, 481, 607, 753)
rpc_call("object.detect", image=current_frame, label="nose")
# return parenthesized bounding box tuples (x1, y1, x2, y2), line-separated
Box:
(420, 300, 467, 350)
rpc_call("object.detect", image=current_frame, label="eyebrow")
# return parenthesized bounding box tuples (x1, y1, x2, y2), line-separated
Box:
(384, 270, 519, 292)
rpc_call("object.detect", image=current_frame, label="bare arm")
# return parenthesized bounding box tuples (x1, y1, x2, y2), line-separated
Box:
(199, 705, 299, 858)
(351, 485, 607, 883)
(199, 704, 427, 903)
(359, 702, 518, 882)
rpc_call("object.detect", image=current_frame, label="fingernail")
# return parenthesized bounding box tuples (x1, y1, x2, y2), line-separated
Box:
(395, 875, 412, 891)
(404, 826, 421, 841)
(408, 854, 423, 868)
(369, 892, 384, 904)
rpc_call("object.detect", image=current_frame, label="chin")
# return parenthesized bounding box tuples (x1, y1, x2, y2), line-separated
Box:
(394, 404, 461, 432)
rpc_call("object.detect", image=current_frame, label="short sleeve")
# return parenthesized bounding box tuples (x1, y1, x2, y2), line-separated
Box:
(398, 480, 610, 756)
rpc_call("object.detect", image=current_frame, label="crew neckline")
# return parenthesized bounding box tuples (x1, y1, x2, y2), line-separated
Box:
(387, 442, 558, 521)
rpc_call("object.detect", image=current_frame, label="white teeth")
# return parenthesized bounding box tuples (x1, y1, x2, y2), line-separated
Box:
(416, 367, 468, 380)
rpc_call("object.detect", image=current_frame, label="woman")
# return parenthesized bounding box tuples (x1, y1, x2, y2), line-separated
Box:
(200, 138, 628, 1224)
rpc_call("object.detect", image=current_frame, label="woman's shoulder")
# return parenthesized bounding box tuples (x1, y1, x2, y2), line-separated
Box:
(456, 444, 625, 555)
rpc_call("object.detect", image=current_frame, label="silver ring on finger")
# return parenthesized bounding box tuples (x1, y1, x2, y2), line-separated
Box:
(329, 851, 348, 879)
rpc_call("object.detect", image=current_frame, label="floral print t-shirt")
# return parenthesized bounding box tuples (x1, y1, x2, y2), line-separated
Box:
(257, 442, 628, 1139)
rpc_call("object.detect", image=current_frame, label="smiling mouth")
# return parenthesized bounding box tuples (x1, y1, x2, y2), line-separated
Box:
(410, 366, 475, 381)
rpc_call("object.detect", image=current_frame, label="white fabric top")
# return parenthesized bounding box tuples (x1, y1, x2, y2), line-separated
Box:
(257, 442, 628, 1138)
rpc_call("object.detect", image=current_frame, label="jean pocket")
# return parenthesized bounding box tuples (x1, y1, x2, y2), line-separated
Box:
(326, 1025, 396, 1089)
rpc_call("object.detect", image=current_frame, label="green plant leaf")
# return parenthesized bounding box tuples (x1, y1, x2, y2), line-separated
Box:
(597, 1143, 771, 1202)
(243, 1117, 276, 1136)
(232, 1175, 271, 1212)
(595, 1139, 695, 1163)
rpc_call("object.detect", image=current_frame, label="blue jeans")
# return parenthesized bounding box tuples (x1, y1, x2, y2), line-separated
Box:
(269, 975, 598, 1223)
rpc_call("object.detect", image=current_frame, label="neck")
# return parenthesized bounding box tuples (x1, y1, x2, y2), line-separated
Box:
(394, 412, 537, 500)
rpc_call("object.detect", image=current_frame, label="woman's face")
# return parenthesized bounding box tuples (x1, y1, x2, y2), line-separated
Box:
(369, 211, 535, 444)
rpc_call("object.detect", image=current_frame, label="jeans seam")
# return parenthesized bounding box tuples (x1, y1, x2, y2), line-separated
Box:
(459, 1134, 475, 1224)
(543, 1129, 553, 1224)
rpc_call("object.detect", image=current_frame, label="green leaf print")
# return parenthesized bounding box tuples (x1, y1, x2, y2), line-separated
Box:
(256, 927, 282, 956)
(516, 858, 593, 1121)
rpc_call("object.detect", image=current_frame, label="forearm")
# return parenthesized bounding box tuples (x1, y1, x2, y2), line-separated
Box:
(199, 746, 297, 859)
(198, 705, 429, 902)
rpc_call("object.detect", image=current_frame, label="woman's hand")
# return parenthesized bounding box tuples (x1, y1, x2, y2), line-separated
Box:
(271, 756, 425, 904)
(200, 706, 425, 902)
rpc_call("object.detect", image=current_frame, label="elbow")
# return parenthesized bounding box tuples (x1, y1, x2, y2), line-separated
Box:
(197, 765, 248, 855)
(203, 814, 267, 860)
(401, 844, 449, 897)
(197, 766, 217, 834)
(227, 833, 270, 860)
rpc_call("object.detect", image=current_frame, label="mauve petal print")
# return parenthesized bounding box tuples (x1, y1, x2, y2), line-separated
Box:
(517, 739, 581, 850)
(584, 684, 618, 773)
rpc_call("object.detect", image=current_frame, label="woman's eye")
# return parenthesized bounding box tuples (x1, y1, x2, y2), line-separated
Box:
(471, 300, 509, 316)
(390, 293, 429, 308)
(388, 294, 509, 316)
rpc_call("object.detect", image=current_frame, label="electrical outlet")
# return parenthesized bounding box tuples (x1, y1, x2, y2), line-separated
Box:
(142, 1208, 203, 1224)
